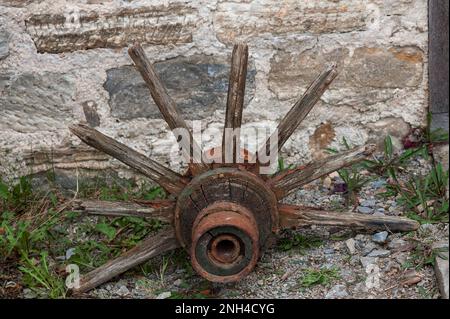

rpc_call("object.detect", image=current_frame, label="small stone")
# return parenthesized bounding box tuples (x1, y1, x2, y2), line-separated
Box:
(324, 247, 335, 255)
(357, 206, 373, 214)
(156, 291, 172, 299)
(371, 179, 386, 189)
(116, 285, 130, 296)
(173, 279, 183, 287)
(360, 199, 376, 207)
(345, 238, 357, 255)
(367, 249, 390, 258)
(323, 176, 332, 189)
(23, 288, 37, 299)
(432, 242, 449, 299)
(325, 284, 349, 299)
(362, 242, 377, 256)
(329, 172, 340, 179)
(65, 247, 76, 260)
(360, 256, 378, 268)
(388, 238, 407, 250)
(257, 280, 264, 286)
(372, 231, 389, 244)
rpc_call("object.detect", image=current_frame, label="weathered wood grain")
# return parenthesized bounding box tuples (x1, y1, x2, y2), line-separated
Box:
(257, 63, 338, 161)
(72, 229, 180, 294)
(69, 123, 188, 195)
(278, 204, 420, 232)
(269, 144, 376, 199)
(128, 43, 208, 175)
(72, 199, 174, 223)
(222, 43, 248, 163)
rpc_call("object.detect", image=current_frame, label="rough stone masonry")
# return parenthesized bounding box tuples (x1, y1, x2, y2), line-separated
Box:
(0, 0, 428, 183)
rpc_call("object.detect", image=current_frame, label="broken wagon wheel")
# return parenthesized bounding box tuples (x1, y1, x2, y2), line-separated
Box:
(68, 43, 419, 294)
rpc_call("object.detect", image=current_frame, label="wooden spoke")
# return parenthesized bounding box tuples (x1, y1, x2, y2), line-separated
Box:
(128, 43, 209, 175)
(269, 144, 376, 199)
(72, 229, 180, 294)
(257, 63, 338, 161)
(69, 124, 187, 195)
(278, 204, 420, 232)
(72, 199, 175, 223)
(222, 43, 249, 163)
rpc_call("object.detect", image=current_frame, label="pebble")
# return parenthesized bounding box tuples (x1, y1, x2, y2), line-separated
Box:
(173, 279, 183, 287)
(362, 243, 377, 256)
(323, 177, 332, 189)
(372, 231, 389, 244)
(367, 249, 390, 258)
(360, 256, 378, 268)
(324, 248, 335, 255)
(358, 206, 373, 214)
(23, 288, 37, 299)
(325, 284, 349, 299)
(115, 285, 130, 296)
(371, 179, 386, 189)
(345, 238, 357, 255)
(388, 238, 407, 250)
(156, 291, 172, 299)
(360, 199, 376, 207)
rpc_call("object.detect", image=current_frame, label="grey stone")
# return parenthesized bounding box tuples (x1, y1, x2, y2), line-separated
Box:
(361, 199, 377, 207)
(435, 255, 449, 299)
(173, 279, 183, 287)
(388, 238, 407, 250)
(324, 247, 335, 255)
(156, 291, 172, 299)
(371, 179, 387, 189)
(362, 242, 377, 256)
(104, 58, 256, 121)
(0, 72, 76, 132)
(325, 284, 349, 299)
(367, 249, 390, 258)
(357, 206, 373, 214)
(115, 285, 130, 296)
(23, 288, 37, 299)
(372, 231, 389, 244)
(345, 238, 357, 255)
(0, 30, 9, 60)
(360, 256, 378, 268)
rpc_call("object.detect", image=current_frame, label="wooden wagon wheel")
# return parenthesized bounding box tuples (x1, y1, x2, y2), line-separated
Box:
(69, 43, 419, 294)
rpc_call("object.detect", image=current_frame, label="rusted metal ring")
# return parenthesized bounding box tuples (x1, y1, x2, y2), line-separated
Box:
(190, 202, 259, 282)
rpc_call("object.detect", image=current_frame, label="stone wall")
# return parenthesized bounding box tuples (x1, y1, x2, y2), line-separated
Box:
(0, 0, 429, 183)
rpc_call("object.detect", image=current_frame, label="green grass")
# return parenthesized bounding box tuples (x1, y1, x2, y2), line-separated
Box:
(0, 174, 168, 298)
(299, 267, 340, 288)
(278, 232, 323, 252)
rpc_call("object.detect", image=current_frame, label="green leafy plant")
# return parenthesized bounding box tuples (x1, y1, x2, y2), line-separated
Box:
(327, 137, 371, 206)
(402, 242, 448, 270)
(19, 251, 66, 298)
(299, 267, 340, 288)
(385, 163, 449, 223)
(363, 135, 427, 176)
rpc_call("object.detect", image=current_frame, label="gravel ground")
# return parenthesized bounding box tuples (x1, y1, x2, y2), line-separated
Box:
(16, 157, 449, 299)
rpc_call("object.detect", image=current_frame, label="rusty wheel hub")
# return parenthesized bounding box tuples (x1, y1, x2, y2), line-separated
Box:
(175, 166, 278, 282)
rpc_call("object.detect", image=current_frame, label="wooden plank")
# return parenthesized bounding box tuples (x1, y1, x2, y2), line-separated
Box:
(128, 43, 209, 175)
(69, 124, 188, 195)
(279, 204, 420, 232)
(72, 229, 179, 294)
(222, 43, 249, 163)
(269, 144, 376, 199)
